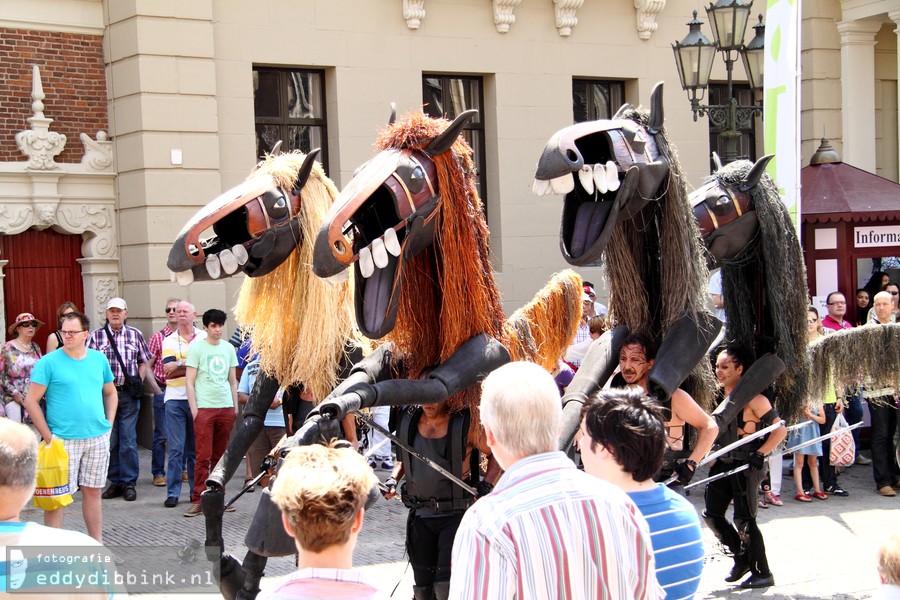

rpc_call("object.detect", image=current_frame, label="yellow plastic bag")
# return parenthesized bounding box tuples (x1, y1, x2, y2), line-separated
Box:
(33, 437, 73, 510)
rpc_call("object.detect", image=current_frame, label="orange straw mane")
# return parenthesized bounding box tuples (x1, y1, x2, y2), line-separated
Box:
(374, 113, 505, 412)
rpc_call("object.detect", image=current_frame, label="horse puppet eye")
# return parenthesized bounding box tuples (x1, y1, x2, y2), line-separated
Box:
(408, 166, 425, 194)
(396, 162, 426, 195)
(261, 189, 289, 221)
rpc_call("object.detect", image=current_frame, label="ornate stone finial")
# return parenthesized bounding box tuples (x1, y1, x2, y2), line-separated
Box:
(30, 64, 46, 118)
(15, 65, 66, 170)
(635, 0, 666, 40)
(493, 0, 522, 33)
(81, 131, 114, 171)
(403, 0, 426, 29)
(553, 0, 584, 37)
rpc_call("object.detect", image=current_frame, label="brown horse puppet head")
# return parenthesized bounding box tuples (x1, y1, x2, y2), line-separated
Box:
(313, 109, 503, 359)
(533, 82, 669, 267)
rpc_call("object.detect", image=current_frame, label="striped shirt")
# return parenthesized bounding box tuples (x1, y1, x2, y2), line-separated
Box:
(449, 451, 663, 600)
(147, 325, 174, 385)
(627, 484, 705, 600)
(87, 324, 152, 386)
(161, 327, 205, 401)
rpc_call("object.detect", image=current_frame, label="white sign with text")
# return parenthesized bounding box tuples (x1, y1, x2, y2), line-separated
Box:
(854, 225, 900, 248)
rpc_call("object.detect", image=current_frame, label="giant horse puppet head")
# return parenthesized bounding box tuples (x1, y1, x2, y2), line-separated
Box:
(167, 150, 354, 400)
(534, 82, 715, 408)
(168, 148, 320, 284)
(534, 82, 669, 267)
(313, 109, 505, 389)
(690, 155, 809, 424)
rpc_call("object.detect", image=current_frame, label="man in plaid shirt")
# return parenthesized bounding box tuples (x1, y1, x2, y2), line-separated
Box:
(88, 297, 152, 502)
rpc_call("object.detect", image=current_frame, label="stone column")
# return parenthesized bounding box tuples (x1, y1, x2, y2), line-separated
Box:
(890, 11, 900, 178)
(836, 20, 882, 172)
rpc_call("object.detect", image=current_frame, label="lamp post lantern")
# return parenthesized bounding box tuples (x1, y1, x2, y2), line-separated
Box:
(672, 1, 765, 165)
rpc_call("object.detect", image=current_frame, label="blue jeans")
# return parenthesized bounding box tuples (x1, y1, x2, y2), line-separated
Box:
(165, 399, 196, 499)
(108, 388, 141, 485)
(151, 391, 167, 477)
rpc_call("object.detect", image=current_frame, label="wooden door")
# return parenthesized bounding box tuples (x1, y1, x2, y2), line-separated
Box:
(1, 229, 84, 351)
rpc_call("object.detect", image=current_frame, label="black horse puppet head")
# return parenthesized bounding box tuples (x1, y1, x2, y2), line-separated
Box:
(533, 82, 669, 266)
(690, 153, 773, 264)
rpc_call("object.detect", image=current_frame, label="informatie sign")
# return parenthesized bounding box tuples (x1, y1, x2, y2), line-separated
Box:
(854, 225, 900, 248)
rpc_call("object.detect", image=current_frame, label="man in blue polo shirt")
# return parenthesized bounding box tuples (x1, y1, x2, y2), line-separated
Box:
(23, 311, 117, 542)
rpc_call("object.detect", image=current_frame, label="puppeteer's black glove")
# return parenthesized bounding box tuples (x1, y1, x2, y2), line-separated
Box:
(381, 477, 397, 498)
(674, 460, 697, 484)
(748, 451, 766, 471)
(475, 480, 494, 498)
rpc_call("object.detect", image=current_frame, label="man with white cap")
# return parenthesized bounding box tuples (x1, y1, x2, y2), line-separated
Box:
(88, 297, 152, 502)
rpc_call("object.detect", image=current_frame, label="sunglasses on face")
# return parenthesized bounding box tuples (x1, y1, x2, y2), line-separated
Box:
(808, 318, 817, 324)
(19, 321, 38, 328)
(165, 307, 177, 313)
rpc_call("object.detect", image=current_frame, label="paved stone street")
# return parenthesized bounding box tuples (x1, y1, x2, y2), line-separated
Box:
(18, 447, 898, 598)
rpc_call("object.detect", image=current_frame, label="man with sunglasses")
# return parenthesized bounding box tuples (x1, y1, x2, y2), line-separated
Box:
(23, 311, 117, 542)
(886, 283, 900, 321)
(865, 291, 900, 497)
(819, 291, 861, 492)
(145, 298, 181, 487)
(822, 292, 852, 333)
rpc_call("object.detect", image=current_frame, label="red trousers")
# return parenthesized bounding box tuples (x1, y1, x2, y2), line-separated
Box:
(193, 407, 236, 503)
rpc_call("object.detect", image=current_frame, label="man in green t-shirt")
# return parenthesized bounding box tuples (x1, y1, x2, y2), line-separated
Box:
(184, 309, 238, 517)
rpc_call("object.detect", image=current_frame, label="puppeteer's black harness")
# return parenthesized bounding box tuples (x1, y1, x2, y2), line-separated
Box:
(398, 408, 479, 512)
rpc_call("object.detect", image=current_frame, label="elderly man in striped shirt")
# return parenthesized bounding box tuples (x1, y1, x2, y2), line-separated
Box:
(450, 362, 662, 600)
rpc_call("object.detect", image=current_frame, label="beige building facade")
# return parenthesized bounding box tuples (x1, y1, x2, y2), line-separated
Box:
(1, 0, 899, 336)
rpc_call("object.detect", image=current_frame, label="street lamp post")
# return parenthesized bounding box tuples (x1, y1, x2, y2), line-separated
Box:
(672, 1, 765, 165)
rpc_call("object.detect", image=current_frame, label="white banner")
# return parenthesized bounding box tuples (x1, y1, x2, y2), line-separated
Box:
(763, 0, 801, 228)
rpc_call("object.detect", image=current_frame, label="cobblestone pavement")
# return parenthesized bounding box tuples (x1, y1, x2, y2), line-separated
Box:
(18, 448, 898, 598)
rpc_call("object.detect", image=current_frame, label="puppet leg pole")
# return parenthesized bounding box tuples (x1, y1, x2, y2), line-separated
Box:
(209, 372, 280, 489)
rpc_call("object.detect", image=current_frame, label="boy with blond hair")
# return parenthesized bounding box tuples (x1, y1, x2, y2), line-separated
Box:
(262, 442, 382, 599)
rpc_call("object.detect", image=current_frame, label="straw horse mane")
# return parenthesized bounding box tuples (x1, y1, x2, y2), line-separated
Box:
(605, 106, 715, 408)
(233, 152, 356, 401)
(374, 112, 581, 412)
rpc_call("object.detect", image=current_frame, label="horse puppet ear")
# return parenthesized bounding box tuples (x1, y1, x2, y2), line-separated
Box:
(740, 154, 774, 192)
(424, 109, 478, 156)
(388, 103, 397, 126)
(291, 148, 321, 196)
(648, 81, 664, 134)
